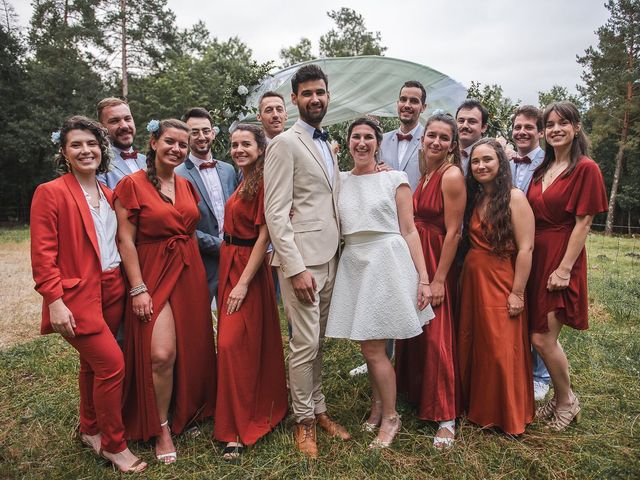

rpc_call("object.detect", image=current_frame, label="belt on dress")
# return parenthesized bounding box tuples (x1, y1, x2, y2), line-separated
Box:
(223, 233, 258, 247)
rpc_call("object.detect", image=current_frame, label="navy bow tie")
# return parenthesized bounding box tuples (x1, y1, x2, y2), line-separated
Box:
(313, 129, 329, 141)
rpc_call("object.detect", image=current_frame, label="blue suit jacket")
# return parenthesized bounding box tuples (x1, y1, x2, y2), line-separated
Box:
(509, 147, 544, 193)
(379, 124, 424, 192)
(97, 148, 146, 189)
(175, 157, 238, 301)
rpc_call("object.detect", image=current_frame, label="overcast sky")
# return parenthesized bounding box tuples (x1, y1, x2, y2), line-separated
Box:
(13, 0, 610, 105)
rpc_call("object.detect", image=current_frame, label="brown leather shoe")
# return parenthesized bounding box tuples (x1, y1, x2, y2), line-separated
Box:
(316, 413, 351, 441)
(294, 419, 318, 458)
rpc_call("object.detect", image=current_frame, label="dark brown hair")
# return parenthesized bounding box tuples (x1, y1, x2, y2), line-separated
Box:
(54, 116, 112, 175)
(399, 80, 427, 105)
(533, 101, 589, 182)
(182, 107, 213, 124)
(462, 138, 514, 257)
(145, 119, 190, 202)
(259, 91, 285, 111)
(231, 124, 267, 200)
(291, 64, 328, 95)
(511, 104, 543, 131)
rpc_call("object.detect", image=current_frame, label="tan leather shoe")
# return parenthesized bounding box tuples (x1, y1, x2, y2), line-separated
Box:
(294, 419, 318, 458)
(316, 413, 351, 441)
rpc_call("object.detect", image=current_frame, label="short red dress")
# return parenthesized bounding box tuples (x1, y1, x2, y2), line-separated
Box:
(214, 182, 288, 446)
(395, 166, 460, 421)
(527, 158, 607, 333)
(115, 170, 217, 441)
(458, 210, 534, 435)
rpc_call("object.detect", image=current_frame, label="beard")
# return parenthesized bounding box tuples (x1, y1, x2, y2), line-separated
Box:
(299, 103, 327, 126)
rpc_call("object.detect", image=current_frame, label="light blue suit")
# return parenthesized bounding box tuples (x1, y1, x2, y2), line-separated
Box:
(380, 124, 424, 192)
(97, 148, 146, 189)
(175, 157, 238, 301)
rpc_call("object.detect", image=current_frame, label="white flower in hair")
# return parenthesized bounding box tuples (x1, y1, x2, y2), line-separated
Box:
(146, 119, 160, 133)
(237, 85, 248, 95)
(50, 130, 61, 144)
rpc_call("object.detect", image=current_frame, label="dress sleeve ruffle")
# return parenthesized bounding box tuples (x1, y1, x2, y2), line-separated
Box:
(114, 175, 141, 225)
(565, 158, 608, 216)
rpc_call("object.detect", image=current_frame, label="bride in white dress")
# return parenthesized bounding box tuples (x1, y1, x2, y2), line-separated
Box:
(325, 117, 434, 448)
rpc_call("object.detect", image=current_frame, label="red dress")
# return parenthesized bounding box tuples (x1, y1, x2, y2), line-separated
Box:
(214, 183, 288, 445)
(527, 158, 607, 333)
(395, 167, 460, 421)
(458, 210, 534, 435)
(115, 170, 216, 441)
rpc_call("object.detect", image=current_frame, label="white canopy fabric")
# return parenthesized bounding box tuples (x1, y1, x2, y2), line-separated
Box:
(240, 56, 468, 127)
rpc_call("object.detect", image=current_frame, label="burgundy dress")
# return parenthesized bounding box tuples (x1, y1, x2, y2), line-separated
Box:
(395, 166, 460, 421)
(527, 158, 607, 333)
(115, 170, 217, 441)
(214, 183, 288, 445)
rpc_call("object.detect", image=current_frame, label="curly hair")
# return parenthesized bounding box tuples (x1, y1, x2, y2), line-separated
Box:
(462, 138, 514, 258)
(145, 119, 190, 202)
(419, 112, 461, 177)
(53, 116, 112, 175)
(232, 124, 267, 200)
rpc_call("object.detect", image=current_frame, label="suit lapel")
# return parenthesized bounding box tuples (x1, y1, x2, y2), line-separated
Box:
(135, 154, 146, 171)
(295, 125, 332, 188)
(185, 159, 215, 215)
(387, 133, 400, 170)
(110, 156, 131, 177)
(399, 125, 422, 172)
(62, 173, 101, 262)
(216, 162, 231, 200)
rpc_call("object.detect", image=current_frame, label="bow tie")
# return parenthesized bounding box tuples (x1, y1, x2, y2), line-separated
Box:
(199, 160, 217, 170)
(461, 149, 469, 158)
(120, 150, 138, 160)
(313, 129, 329, 141)
(396, 133, 413, 142)
(513, 156, 531, 164)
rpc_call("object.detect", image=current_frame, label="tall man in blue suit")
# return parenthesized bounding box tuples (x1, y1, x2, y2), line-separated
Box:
(175, 107, 238, 304)
(379, 80, 427, 191)
(96, 98, 146, 189)
(509, 104, 550, 402)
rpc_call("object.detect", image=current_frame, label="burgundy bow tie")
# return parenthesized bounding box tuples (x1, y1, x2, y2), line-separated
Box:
(199, 160, 217, 170)
(513, 155, 531, 164)
(396, 133, 413, 142)
(121, 150, 138, 160)
(461, 149, 469, 158)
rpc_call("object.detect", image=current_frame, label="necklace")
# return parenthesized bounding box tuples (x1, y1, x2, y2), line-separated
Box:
(160, 176, 175, 193)
(544, 161, 568, 186)
(422, 161, 447, 189)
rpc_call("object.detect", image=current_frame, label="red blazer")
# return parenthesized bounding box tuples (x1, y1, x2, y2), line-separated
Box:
(31, 173, 116, 335)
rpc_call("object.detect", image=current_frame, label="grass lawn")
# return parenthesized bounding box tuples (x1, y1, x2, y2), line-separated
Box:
(0, 229, 638, 479)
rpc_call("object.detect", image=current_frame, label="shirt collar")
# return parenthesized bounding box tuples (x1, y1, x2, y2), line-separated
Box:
(112, 145, 134, 156)
(189, 153, 213, 167)
(297, 119, 322, 139)
(517, 145, 543, 159)
(399, 123, 420, 137)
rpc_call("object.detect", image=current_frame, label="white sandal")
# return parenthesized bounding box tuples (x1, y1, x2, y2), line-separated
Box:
(156, 420, 177, 464)
(433, 420, 455, 450)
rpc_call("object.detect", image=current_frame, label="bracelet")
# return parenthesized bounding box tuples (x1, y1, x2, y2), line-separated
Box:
(130, 283, 148, 296)
(553, 270, 570, 281)
(511, 291, 525, 301)
(419, 281, 430, 286)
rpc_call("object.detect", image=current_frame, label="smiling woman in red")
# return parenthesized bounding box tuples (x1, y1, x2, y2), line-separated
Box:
(30, 116, 146, 473)
(527, 102, 607, 431)
(115, 119, 216, 464)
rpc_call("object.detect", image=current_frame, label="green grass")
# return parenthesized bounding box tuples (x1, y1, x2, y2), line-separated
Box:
(1, 232, 639, 479)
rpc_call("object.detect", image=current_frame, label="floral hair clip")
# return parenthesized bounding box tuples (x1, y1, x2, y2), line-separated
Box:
(146, 119, 161, 133)
(237, 85, 248, 95)
(50, 130, 61, 145)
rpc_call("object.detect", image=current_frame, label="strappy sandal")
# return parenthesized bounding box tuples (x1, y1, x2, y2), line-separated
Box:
(536, 396, 557, 420)
(362, 401, 382, 432)
(546, 394, 581, 431)
(156, 420, 177, 464)
(433, 421, 455, 450)
(222, 442, 245, 462)
(99, 448, 147, 474)
(368, 414, 401, 449)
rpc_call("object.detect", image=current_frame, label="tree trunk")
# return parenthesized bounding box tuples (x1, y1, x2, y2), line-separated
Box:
(120, 0, 128, 99)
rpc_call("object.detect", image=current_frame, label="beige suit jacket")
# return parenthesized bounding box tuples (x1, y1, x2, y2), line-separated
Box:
(264, 122, 340, 278)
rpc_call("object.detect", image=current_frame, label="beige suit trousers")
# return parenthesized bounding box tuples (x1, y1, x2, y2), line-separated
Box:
(278, 255, 338, 423)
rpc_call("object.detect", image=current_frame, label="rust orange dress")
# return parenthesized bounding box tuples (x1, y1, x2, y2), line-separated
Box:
(527, 158, 608, 333)
(458, 210, 534, 435)
(115, 170, 216, 441)
(395, 166, 460, 421)
(214, 183, 287, 445)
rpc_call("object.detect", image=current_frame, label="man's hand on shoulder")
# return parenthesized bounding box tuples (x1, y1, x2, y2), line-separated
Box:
(291, 270, 317, 304)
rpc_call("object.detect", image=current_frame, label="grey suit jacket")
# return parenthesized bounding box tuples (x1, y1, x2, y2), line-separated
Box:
(379, 124, 424, 192)
(175, 158, 238, 301)
(97, 148, 146, 189)
(509, 147, 544, 194)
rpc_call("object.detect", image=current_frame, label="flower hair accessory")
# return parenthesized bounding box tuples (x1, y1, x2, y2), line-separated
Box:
(146, 119, 160, 133)
(432, 108, 445, 116)
(237, 85, 248, 95)
(50, 130, 61, 145)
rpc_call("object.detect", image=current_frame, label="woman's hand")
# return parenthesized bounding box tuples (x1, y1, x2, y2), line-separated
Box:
(417, 283, 433, 310)
(132, 292, 153, 322)
(226, 282, 248, 315)
(429, 279, 445, 307)
(547, 268, 570, 291)
(49, 298, 76, 337)
(507, 292, 525, 317)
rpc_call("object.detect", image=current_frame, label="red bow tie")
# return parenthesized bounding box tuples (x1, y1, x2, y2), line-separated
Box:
(121, 150, 138, 160)
(396, 133, 413, 141)
(461, 149, 469, 158)
(513, 156, 531, 164)
(199, 160, 217, 170)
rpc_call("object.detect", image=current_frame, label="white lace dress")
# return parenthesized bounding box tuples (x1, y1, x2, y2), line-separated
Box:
(325, 170, 435, 341)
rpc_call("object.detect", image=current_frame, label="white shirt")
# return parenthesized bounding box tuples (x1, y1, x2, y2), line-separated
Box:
(113, 146, 143, 174)
(81, 184, 121, 271)
(397, 124, 420, 166)
(189, 153, 225, 238)
(298, 120, 334, 186)
(514, 146, 543, 191)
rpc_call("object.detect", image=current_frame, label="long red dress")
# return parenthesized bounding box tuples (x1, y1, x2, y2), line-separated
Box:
(115, 170, 216, 441)
(395, 166, 460, 421)
(527, 157, 607, 333)
(214, 182, 288, 445)
(458, 210, 534, 435)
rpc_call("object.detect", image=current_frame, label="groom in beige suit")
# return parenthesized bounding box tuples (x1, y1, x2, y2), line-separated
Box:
(264, 64, 351, 458)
